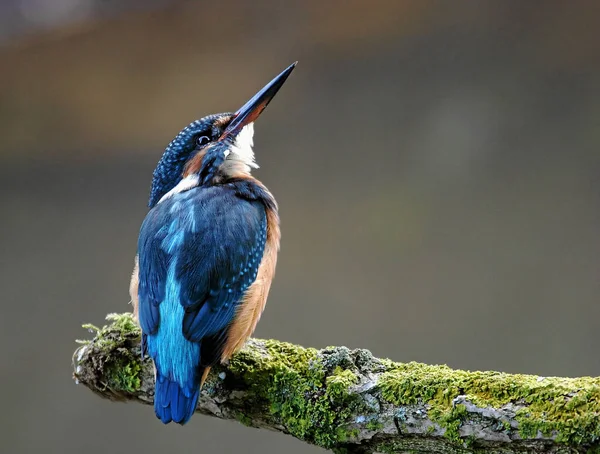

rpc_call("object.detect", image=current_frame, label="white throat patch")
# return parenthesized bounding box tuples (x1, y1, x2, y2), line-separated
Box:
(157, 174, 199, 205)
(222, 123, 258, 175)
(156, 123, 258, 206)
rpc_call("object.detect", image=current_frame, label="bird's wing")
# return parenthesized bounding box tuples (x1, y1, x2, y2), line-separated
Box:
(137, 185, 267, 346)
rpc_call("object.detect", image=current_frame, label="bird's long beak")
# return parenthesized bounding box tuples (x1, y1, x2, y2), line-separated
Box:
(220, 62, 297, 140)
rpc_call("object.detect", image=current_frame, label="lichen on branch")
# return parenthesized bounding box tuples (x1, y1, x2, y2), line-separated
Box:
(73, 313, 600, 454)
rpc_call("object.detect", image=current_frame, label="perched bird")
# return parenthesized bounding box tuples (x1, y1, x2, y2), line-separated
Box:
(129, 63, 296, 424)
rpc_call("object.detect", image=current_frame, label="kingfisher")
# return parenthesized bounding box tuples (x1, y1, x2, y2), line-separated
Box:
(128, 62, 296, 424)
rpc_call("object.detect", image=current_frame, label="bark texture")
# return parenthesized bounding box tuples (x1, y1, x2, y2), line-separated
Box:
(73, 314, 600, 454)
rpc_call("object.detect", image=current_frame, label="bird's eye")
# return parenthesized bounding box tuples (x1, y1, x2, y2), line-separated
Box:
(196, 135, 211, 146)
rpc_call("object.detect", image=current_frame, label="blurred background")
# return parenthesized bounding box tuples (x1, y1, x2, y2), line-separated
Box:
(1, 1, 599, 453)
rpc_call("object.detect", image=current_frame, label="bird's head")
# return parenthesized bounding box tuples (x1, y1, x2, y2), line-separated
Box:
(148, 62, 296, 208)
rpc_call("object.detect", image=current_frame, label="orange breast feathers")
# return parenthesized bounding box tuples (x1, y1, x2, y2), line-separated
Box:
(221, 205, 280, 360)
(129, 255, 140, 322)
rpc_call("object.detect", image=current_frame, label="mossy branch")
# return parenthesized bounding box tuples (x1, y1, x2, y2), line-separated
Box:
(73, 314, 600, 454)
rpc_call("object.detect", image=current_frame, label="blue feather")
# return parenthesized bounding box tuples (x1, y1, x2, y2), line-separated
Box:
(182, 220, 266, 342)
(153, 374, 200, 424)
(137, 181, 268, 424)
(148, 260, 200, 387)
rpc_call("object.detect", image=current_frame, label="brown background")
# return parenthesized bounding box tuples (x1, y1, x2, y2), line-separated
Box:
(1, 1, 599, 453)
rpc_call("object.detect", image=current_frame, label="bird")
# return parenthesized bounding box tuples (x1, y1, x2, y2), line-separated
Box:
(128, 62, 296, 424)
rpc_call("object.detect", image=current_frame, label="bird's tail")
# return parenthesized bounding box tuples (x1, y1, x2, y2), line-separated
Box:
(154, 371, 202, 425)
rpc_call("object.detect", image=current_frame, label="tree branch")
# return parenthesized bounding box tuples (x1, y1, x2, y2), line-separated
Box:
(72, 314, 600, 453)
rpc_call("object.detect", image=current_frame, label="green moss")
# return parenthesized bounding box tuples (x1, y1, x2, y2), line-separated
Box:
(228, 341, 364, 449)
(80, 313, 143, 394)
(326, 367, 359, 400)
(80, 314, 600, 451)
(105, 312, 140, 334)
(436, 404, 467, 443)
(105, 356, 142, 393)
(379, 361, 600, 447)
(82, 313, 140, 350)
(236, 412, 253, 427)
(335, 427, 359, 442)
(366, 419, 384, 431)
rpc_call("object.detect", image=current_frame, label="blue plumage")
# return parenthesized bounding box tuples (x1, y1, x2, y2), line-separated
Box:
(138, 182, 267, 424)
(154, 373, 200, 424)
